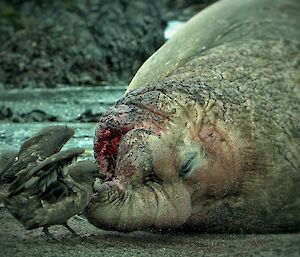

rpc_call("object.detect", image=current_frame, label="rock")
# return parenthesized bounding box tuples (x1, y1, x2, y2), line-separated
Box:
(0, 0, 166, 88)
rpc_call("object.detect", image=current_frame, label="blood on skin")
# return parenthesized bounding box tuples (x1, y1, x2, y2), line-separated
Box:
(94, 100, 170, 180)
(94, 128, 128, 180)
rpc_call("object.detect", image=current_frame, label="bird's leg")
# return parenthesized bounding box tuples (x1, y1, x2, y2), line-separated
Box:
(62, 222, 80, 237)
(42, 226, 60, 242)
(73, 214, 86, 221)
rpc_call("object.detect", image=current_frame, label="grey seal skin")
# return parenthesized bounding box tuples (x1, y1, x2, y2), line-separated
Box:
(87, 0, 300, 233)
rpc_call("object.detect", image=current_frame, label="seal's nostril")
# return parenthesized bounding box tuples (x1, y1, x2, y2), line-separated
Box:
(144, 172, 161, 184)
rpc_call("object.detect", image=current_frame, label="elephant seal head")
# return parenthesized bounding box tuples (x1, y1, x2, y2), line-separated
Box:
(85, 80, 244, 232)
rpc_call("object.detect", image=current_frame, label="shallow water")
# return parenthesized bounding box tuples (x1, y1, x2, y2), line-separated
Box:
(0, 86, 125, 121)
(0, 86, 125, 153)
(164, 21, 185, 39)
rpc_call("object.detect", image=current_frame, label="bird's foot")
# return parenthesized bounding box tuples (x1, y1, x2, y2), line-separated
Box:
(73, 215, 86, 221)
(42, 226, 61, 243)
(62, 222, 82, 239)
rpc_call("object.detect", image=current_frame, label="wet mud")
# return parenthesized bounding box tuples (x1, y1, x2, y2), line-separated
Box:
(1, 206, 300, 257)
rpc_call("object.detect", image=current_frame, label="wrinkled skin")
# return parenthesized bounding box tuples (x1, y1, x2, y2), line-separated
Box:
(86, 57, 300, 232)
(84, 0, 300, 233)
(86, 83, 244, 232)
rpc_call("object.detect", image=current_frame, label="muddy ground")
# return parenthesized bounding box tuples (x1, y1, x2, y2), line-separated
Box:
(1, 206, 300, 257)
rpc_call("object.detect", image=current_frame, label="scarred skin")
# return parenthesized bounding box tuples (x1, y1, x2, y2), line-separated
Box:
(84, 0, 300, 232)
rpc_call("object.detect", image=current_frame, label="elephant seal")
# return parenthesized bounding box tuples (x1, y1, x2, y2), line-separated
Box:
(0, 0, 298, 235)
(86, 0, 300, 233)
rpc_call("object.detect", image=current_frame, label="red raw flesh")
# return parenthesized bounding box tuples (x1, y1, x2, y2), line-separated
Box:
(94, 128, 128, 179)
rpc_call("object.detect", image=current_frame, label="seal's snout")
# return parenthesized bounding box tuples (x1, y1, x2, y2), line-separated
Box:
(94, 89, 172, 181)
(94, 116, 157, 183)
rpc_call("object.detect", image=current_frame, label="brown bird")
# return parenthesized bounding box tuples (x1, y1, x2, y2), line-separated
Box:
(0, 151, 18, 203)
(2, 125, 75, 184)
(1, 125, 75, 204)
(2, 126, 99, 240)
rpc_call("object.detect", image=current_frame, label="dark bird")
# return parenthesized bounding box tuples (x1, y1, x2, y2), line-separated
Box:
(0, 151, 18, 203)
(1, 126, 99, 240)
(2, 125, 75, 183)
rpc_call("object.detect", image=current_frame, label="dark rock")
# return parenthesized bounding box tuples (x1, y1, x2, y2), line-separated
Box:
(0, 106, 58, 122)
(0, 107, 13, 120)
(75, 109, 101, 122)
(0, 0, 166, 88)
(164, 0, 216, 21)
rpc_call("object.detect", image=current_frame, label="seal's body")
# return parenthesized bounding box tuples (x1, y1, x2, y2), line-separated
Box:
(2, 0, 298, 234)
(86, 0, 300, 232)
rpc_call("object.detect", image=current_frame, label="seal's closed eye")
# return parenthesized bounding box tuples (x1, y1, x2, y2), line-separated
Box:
(179, 153, 197, 179)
